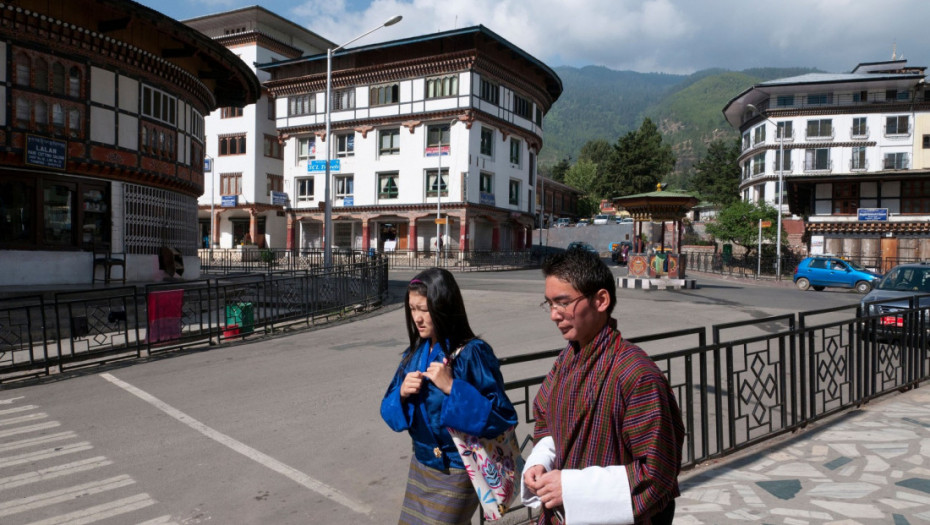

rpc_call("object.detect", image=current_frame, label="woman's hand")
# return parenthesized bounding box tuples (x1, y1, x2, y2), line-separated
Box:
(400, 371, 424, 399)
(423, 358, 454, 394)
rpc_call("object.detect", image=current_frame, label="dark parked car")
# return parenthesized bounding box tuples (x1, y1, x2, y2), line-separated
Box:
(567, 241, 598, 256)
(793, 256, 881, 294)
(611, 241, 633, 265)
(860, 262, 930, 340)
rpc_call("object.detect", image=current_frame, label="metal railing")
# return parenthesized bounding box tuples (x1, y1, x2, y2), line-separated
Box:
(0, 258, 389, 383)
(495, 300, 930, 524)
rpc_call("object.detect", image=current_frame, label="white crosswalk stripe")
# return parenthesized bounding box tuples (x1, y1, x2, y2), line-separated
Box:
(0, 396, 172, 524)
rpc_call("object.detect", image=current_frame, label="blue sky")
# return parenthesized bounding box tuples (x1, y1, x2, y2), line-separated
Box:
(137, 0, 928, 75)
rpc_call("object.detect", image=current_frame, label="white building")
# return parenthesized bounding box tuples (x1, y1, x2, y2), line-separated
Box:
(184, 7, 333, 249)
(723, 59, 930, 264)
(260, 25, 562, 253)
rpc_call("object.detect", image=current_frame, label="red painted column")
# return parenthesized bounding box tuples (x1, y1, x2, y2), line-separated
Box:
(491, 226, 500, 251)
(409, 221, 417, 253)
(249, 209, 258, 246)
(212, 210, 222, 248)
(362, 220, 370, 251)
(459, 219, 468, 251)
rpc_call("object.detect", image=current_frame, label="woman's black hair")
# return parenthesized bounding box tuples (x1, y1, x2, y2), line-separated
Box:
(401, 267, 475, 367)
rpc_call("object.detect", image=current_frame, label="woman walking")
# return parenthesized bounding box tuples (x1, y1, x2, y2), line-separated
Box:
(381, 268, 517, 524)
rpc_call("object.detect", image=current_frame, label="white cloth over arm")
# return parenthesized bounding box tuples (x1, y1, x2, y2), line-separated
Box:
(562, 465, 634, 524)
(520, 436, 556, 508)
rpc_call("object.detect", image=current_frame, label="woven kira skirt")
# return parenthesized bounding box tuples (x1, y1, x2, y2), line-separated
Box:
(399, 457, 478, 525)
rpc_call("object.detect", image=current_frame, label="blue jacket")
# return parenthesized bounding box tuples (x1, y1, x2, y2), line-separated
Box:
(381, 338, 517, 470)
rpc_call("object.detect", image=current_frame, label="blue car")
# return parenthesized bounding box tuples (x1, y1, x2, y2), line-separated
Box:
(793, 256, 881, 294)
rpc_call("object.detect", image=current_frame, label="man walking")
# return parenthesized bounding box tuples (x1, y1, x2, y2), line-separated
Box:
(521, 249, 685, 524)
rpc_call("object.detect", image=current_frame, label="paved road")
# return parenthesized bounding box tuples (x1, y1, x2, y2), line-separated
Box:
(0, 270, 863, 524)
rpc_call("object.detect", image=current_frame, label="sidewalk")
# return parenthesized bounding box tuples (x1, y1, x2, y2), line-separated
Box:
(675, 386, 930, 524)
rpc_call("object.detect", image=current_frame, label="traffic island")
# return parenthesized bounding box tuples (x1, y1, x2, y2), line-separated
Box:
(621, 252, 697, 290)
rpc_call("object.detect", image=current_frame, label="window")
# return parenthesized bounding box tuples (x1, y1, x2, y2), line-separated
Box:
(266, 174, 283, 194)
(220, 173, 242, 195)
(297, 136, 316, 161)
(480, 172, 494, 193)
(480, 79, 499, 105)
(741, 132, 750, 150)
(14, 53, 29, 86)
(51, 63, 65, 95)
(924, 134, 930, 149)
(336, 133, 354, 157)
(267, 97, 275, 120)
(804, 148, 830, 171)
(34, 58, 48, 90)
(776, 95, 794, 107)
(426, 75, 458, 98)
(336, 175, 354, 198)
(535, 107, 543, 127)
(806, 119, 832, 139)
(370, 83, 399, 106)
(52, 103, 65, 131)
(296, 177, 314, 201)
(852, 90, 868, 102)
(379, 128, 400, 156)
(832, 183, 858, 214)
(509, 138, 521, 165)
(263, 135, 282, 159)
(289, 94, 315, 116)
(221, 107, 243, 118)
(514, 94, 532, 119)
(883, 152, 908, 170)
(426, 124, 450, 152)
(141, 85, 176, 125)
(425, 169, 448, 198)
(902, 181, 930, 213)
(753, 125, 766, 145)
(333, 88, 355, 110)
(751, 153, 765, 175)
(509, 180, 521, 206)
(219, 134, 247, 156)
(68, 108, 81, 138)
(806, 93, 832, 105)
(35, 101, 47, 130)
(776, 121, 792, 140)
(480, 127, 494, 156)
(851, 117, 867, 137)
(885, 89, 909, 101)
(68, 67, 81, 98)
(378, 172, 399, 199)
(851, 147, 867, 170)
(886, 115, 909, 135)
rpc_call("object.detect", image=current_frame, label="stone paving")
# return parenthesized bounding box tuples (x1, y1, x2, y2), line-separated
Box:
(675, 387, 930, 524)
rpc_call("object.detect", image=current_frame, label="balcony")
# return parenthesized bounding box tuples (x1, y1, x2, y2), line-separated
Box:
(805, 130, 835, 141)
(849, 159, 869, 172)
(803, 159, 833, 173)
(850, 126, 869, 139)
(883, 124, 912, 138)
(883, 155, 910, 170)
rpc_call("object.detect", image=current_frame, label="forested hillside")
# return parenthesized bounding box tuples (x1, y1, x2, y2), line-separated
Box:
(540, 65, 821, 186)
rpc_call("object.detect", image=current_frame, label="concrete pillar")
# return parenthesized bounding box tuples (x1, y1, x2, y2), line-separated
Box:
(362, 219, 370, 251)
(409, 221, 417, 252)
(286, 213, 295, 251)
(249, 209, 258, 246)
(492, 225, 500, 251)
(459, 219, 468, 251)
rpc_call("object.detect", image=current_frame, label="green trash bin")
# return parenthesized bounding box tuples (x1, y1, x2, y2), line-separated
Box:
(225, 302, 254, 334)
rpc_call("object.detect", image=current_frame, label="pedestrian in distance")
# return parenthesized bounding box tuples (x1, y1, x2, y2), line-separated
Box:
(381, 267, 518, 524)
(522, 249, 685, 524)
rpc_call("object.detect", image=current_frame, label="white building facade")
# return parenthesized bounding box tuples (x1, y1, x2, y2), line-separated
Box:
(723, 60, 930, 264)
(260, 26, 562, 253)
(185, 7, 334, 250)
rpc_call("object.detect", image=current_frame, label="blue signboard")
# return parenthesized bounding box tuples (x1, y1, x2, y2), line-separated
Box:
(204, 158, 212, 172)
(479, 191, 496, 206)
(25, 135, 67, 170)
(342, 196, 354, 206)
(308, 159, 340, 172)
(271, 191, 289, 206)
(221, 195, 238, 207)
(858, 208, 888, 221)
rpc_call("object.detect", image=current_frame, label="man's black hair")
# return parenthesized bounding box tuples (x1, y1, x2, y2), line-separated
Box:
(542, 248, 616, 315)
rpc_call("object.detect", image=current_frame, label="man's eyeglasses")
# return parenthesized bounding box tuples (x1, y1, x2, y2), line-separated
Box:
(539, 295, 587, 314)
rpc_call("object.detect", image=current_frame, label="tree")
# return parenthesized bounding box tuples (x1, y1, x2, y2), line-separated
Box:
(564, 159, 601, 216)
(598, 118, 676, 198)
(578, 139, 613, 166)
(549, 157, 572, 183)
(691, 138, 741, 207)
(704, 200, 783, 255)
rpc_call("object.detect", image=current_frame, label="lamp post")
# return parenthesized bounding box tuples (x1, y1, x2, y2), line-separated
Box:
(435, 118, 458, 266)
(205, 154, 215, 249)
(746, 103, 785, 280)
(323, 15, 402, 267)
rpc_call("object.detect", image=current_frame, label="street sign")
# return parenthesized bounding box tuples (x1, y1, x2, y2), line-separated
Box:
(204, 157, 212, 173)
(858, 208, 888, 221)
(761, 220, 772, 228)
(271, 191, 288, 206)
(308, 159, 341, 172)
(434, 218, 447, 225)
(221, 195, 237, 207)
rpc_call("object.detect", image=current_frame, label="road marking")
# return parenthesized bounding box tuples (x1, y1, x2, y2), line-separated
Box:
(0, 457, 113, 491)
(0, 474, 135, 517)
(0, 404, 38, 416)
(22, 493, 155, 525)
(0, 442, 93, 469)
(0, 412, 48, 427)
(100, 372, 373, 516)
(0, 431, 76, 454)
(0, 397, 25, 405)
(136, 515, 180, 525)
(0, 421, 60, 439)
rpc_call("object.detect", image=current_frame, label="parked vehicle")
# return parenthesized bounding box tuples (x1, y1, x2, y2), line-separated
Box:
(575, 218, 590, 227)
(793, 256, 881, 293)
(593, 214, 611, 225)
(611, 241, 633, 265)
(567, 241, 598, 255)
(859, 263, 930, 340)
(616, 217, 634, 224)
(554, 217, 572, 228)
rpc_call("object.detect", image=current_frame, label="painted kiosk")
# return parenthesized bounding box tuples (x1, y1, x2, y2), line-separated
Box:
(615, 188, 698, 290)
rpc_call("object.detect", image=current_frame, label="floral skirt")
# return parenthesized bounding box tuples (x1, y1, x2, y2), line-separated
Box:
(399, 457, 478, 525)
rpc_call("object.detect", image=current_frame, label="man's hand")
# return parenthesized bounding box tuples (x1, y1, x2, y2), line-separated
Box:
(523, 464, 546, 494)
(534, 469, 563, 509)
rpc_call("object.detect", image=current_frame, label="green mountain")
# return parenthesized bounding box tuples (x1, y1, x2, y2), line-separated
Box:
(541, 66, 821, 182)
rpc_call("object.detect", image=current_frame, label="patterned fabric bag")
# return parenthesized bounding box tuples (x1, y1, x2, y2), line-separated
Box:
(447, 425, 524, 521)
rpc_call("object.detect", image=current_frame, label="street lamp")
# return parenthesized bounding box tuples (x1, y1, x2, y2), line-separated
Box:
(436, 118, 458, 266)
(205, 154, 215, 249)
(323, 15, 403, 267)
(746, 103, 786, 279)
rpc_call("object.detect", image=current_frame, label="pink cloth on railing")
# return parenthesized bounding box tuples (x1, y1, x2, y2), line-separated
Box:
(147, 289, 183, 343)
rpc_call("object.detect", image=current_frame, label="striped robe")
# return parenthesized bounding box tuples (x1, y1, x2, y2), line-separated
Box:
(532, 322, 685, 524)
